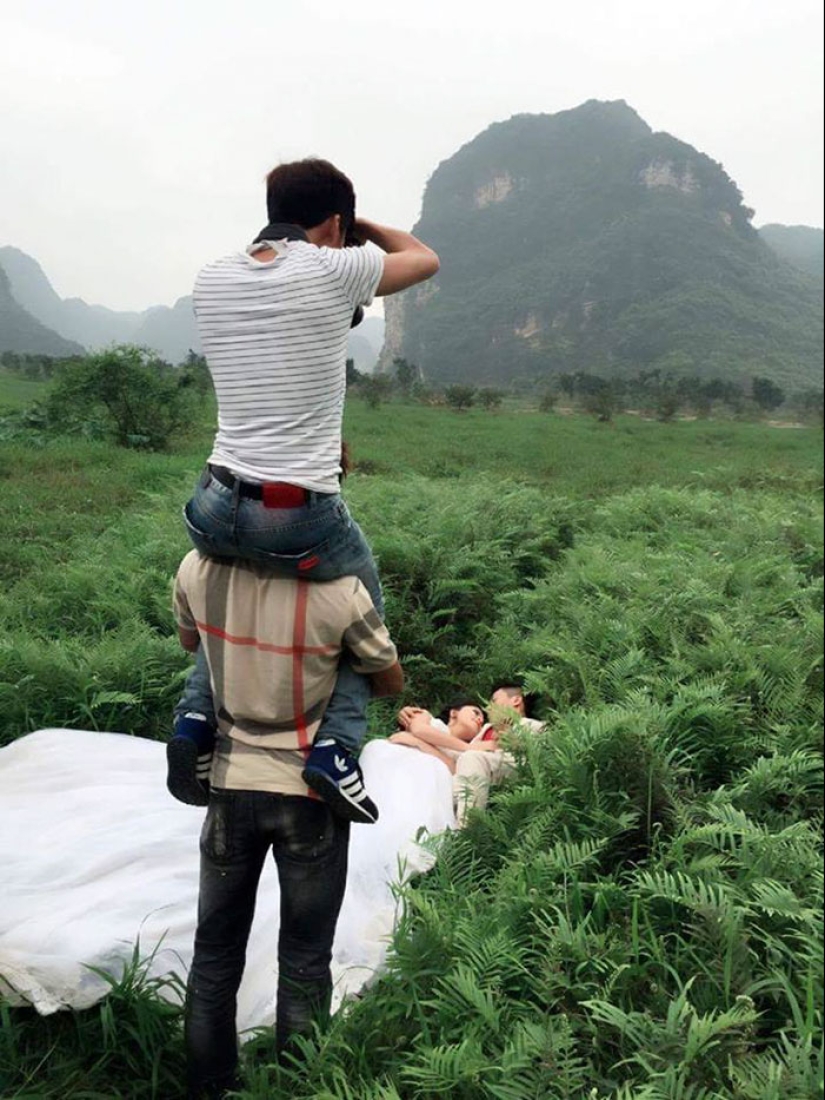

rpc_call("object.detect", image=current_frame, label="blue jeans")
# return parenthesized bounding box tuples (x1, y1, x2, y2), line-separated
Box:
(185, 790, 350, 1098)
(176, 468, 384, 753)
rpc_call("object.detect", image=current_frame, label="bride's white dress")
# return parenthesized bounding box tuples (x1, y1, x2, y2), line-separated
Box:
(0, 729, 455, 1032)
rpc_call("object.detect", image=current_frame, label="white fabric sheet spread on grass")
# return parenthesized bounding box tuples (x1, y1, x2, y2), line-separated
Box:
(0, 729, 455, 1032)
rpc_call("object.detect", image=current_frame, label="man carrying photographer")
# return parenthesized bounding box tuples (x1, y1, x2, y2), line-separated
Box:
(173, 549, 404, 1098)
(168, 159, 439, 823)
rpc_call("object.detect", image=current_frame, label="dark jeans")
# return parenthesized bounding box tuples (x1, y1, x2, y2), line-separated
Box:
(177, 468, 384, 752)
(185, 789, 350, 1100)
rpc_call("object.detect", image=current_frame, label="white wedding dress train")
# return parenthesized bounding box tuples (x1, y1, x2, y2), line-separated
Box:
(0, 729, 455, 1032)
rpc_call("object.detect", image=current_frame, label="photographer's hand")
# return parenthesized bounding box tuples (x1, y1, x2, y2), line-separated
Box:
(354, 219, 439, 296)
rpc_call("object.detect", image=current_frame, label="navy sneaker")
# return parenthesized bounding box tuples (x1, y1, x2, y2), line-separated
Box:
(166, 712, 214, 807)
(302, 740, 379, 825)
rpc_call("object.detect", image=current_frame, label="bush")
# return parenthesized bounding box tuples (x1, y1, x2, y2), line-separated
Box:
(538, 388, 558, 413)
(752, 376, 786, 413)
(654, 390, 682, 422)
(581, 385, 618, 422)
(43, 346, 192, 450)
(444, 384, 476, 412)
(358, 375, 394, 409)
(477, 388, 504, 411)
(393, 357, 419, 397)
(795, 388, 824, 425)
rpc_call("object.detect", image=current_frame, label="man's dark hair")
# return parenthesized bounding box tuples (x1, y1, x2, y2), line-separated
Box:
(265, 158, 356, 233)
(491, 682, 538, 719)
(437, 699, 488, 726)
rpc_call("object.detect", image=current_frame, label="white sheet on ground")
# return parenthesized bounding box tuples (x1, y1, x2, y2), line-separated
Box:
(0, 729, 455, 1032)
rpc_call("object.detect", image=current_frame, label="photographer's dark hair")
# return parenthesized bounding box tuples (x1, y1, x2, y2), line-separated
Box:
(265, 158, 356, 234)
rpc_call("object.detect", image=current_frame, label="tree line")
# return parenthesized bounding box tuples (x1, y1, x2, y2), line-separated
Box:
(349, 357, 824, 423)
(2, 347, 822, 454)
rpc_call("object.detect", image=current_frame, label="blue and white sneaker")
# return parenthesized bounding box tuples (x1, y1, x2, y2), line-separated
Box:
(166, 712, 214, 807)
(302, 740, 379, 825)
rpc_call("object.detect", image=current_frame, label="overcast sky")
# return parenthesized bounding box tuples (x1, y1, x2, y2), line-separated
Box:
(1, 0, 822, 313)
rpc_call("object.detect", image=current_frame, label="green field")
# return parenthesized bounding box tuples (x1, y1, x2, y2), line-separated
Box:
(343, 402, 824, 496)
(0, 368, 49, 410)
(1, 401, 823, 1098)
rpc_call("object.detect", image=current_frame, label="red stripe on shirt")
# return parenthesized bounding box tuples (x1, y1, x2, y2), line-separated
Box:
(195, 619, 337, 656)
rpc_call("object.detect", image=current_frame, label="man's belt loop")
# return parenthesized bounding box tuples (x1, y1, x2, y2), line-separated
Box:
(230, 473, 240, 521)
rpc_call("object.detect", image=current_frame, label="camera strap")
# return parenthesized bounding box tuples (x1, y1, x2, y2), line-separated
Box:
(253, 222, 310, 244)
(251, 222, 363, 329)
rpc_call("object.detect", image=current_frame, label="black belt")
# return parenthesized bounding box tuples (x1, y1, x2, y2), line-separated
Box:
(207, 465, 309, 506)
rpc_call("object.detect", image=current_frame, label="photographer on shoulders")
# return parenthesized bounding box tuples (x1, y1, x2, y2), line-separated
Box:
(167, 158, 438, 827)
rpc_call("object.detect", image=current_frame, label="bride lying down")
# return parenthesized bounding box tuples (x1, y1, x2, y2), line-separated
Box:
(389, 688, 544, 827)
(0, 727, 455, 1032)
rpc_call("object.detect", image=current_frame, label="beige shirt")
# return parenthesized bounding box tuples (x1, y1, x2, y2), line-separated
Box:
(173, 551, 397, 795)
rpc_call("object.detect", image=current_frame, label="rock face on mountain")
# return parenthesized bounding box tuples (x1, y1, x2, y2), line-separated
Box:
(0, 264, 84, 357)
(759, 225, 823, 281)
(348, 316, 385, 373)
(380, 100, 823, 389)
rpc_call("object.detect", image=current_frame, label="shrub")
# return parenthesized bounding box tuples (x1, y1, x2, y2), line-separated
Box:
(359, 374, 393, 409)
(477, 388, 504, 411)
(538, 388, 558, 413)
(393, 357, 419, 397)
(752, 376, 786, 413)
(654, 390, 682, 422)
(444, 384, 476, 411)
(43, 346, 191, 450)
(582, 386, 618, 422)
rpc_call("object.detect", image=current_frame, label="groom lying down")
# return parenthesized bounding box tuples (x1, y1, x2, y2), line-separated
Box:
(388, 683, 544, 826)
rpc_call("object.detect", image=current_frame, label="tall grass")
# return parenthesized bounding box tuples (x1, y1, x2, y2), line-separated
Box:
(0, 947, 186, 1099)
(0, 402, 822, 1097)
(237, 461, 822, 1098)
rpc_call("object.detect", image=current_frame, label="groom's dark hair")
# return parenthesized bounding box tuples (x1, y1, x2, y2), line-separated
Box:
(490, 681, 538, 718)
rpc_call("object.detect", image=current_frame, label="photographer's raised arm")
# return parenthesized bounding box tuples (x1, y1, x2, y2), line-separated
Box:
(355, 219, 439, 296)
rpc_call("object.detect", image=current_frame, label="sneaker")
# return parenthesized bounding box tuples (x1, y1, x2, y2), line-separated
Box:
(166, 712, 214, 807)
(301, 740, 379, 825)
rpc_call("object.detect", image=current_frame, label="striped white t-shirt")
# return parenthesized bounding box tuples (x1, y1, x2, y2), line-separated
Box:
(194, 239, 384, 493)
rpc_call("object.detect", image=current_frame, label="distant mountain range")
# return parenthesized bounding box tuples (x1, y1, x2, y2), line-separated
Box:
(379, 100, 823, 391)
(0, 264, 84, 357)
(0, 245, 385, 370)
(0, 246, 198, 362)
(757, 225, 823, 281)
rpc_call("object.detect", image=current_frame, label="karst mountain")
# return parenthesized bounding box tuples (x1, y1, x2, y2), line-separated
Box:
(379, 99, 822, 390)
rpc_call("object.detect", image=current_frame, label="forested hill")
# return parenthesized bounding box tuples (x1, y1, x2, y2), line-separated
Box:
(758, 224, 824, 280)
(0, 264, 84, 357)
(381, 99, 823, 390)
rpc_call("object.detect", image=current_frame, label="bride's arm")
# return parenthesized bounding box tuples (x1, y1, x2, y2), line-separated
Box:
(406, 713, 470, 752)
